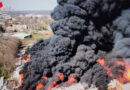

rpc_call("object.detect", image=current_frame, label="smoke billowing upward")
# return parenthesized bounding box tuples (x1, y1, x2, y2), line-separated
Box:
(100, 9, 130, 84)
(19, 0, 130, 90)
(113, 10, 130, 58)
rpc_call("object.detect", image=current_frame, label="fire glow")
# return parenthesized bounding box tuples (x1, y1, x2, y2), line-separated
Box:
(48, 81, 59, 90)
(56, 73, 64, 80)
(17, 0, 130, 89)
(48, 73, 77, 90)
(21, 55, 30, 62)
(36, 83, 44, 90)
(35, 73, 77, 90)
(18, 73, 24, 90)
(66, 75, 77, 85)
(97, 58, 130, 83)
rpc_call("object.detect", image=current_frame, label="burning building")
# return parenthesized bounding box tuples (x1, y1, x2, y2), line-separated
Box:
(19, 0, 130, 90)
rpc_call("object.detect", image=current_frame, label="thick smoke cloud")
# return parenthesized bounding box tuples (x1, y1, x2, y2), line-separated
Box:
(99, 9, 130, 84)
(21, 0, 130, 90)
(113, 10, 130, 58)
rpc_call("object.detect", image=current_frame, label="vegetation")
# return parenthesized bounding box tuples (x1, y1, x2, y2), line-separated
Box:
(0, 33, 21, 78)
(22, 30, 53, 45)
(18, 30, 28, 34)
(0, 26, 5, 33)
(43, 23, 48, 30)
(0, 16, 53, 78)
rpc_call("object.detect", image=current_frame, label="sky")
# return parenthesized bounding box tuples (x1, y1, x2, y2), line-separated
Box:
(1, 0, 57, 11)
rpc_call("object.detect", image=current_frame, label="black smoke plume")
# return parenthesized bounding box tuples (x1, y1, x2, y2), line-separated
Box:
(20, 0, 130, 90)
(101, 9, 130, 84)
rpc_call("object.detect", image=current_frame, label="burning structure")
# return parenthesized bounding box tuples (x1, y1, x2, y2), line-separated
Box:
(19, 0, 130, 90)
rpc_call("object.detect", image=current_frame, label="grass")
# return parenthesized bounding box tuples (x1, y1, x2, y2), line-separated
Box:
(0, 30, 53, 78)
(18, 30, 28, 34)
(0, 33, 21, 78)
(22, 30, 53, 45)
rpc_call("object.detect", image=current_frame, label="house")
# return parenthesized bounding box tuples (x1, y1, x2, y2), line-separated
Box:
(12, 24, 27, 31)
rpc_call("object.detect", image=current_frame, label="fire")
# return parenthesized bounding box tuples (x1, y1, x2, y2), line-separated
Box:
(48, 81, 59, 90)
(116, 60, 125, 66)
(67, 75, 77, 85)
(117, 60, 130, 83)
(43, 73, 77, 90)
(97, 58, 130, 83)
(125, 66, 130, 81)
(20, 73, 24, 79)
(47, 73, 64, 90)
(26, 56, 30, 62)
(48, 85, 53, 90)
(36, 83, 44, 90)
(19, 73, 24, 87)
(55, 84, 60, 88)
(18, 73, 24, 90)
(21, 55, 30, 62)
(104, 66, 113, 77)
(43, 76, 48, 80)
(18, 80, 23, 90)
(97, 59, 113, 77)
(56, 73, 64, 80)
(97, 58, 105, 66)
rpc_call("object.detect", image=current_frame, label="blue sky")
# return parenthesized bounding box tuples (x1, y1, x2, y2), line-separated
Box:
(2, 0, 57, 11)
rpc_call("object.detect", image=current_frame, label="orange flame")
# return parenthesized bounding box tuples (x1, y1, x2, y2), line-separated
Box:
(47, 73, 77, 90)
(43, 76, 48, 80)
(48, 85, 53, 90)
(56, 73, 64, 80)
(36, 83, 44, 90)
(22, 55, 30, 62)
(48, 81, 59, 90)
(18, 73, 24, 90)
(26, 56, 30, 62)
(125, 66, 130, 82)
(20, 73, 24, 79)
(18, 80, 23, 90)
(97, 59, 113, 77)
(67, 75, 77, 85)
(97, 58, 105, 66)
(116, 60, 126, 66)
(55, 84, 60, 88)
(97, 58, 130, 83)
(117, 76, 125, 83)
(48, 73, 65, 90)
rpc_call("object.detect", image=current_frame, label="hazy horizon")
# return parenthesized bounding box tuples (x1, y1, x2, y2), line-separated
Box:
(2, 0, 57, 11)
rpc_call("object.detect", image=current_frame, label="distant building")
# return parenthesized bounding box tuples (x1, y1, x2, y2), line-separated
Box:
(4, 15, 11, 20)
(6, 26, 14, 31)
(6, 24, 27, 32)
(0, 13, 5, 25)
(12, 24, 27, 31)
(0, 19, 5, 25)
(1, 14, 12, 20)
(25, 14, 48, 18)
